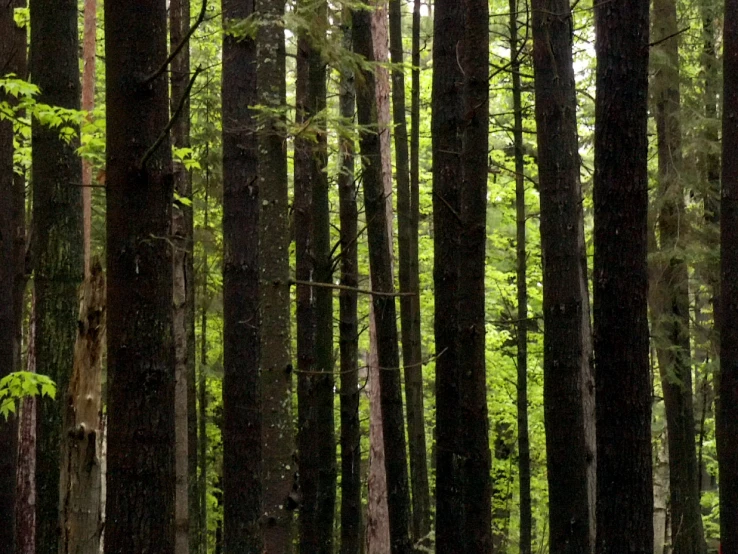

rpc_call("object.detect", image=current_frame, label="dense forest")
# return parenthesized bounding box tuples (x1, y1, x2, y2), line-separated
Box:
(0, 0, 736, 552)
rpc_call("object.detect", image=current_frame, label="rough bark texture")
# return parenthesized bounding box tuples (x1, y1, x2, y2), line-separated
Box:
(353, 6, 412, 552)
(81, 0, 97, 275)
(30, 0, 84, 550)
(104, 0, 176, 549)
(170, 0, 194, 551)
(431, 1, 464, 550)
(338, 16, 363, 550)
(509, 2, 531, 552)
(60, 262, 105, 554)
(0, 2, 21, 545)
(457, 0, 492, 551)
(222, 0, 262, 551)
(388, 0, 430, 544)
(256, 0, 296, 550)
(530, 0, 593, 551)
(650, 1, 706, 551)
(593, 0, 653, 551)
(16, 305, 36, 554)
(719, 0, 738, 549)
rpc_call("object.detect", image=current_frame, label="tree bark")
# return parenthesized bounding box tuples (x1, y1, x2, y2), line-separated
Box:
(649, 1, 706, 551)
(457, 0, 493, 551)
(338, 14, 363, 551)
(530, 0, 593, 551)
(104, 0, 176, 549)
(508, 2, 531, 552)
(81, 0, 97, 276)
(593, 0, 653, 550)
(30, 0, 84, 549)
(432, 1, 465, 550)
(222, 0, 262, 551)
(718, 0, 738, 549)
(256, 0, 295, 550)
(353, 6, 412, 552)
(60, 262, 105, 554)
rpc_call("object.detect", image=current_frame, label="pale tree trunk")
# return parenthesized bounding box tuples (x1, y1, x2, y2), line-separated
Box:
(60, 262, 105, 554)
(81, 0, 96, 276)
(653, 432, 669, 554)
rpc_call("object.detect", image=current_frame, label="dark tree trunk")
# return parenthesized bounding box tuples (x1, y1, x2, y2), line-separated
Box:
(104, 0, 176, 549)
(30, 0, 84, 550)
(222, 0, 262, 551)
(388, 0, 430, 544)
(650, 1, 706, 551)
(199, 159, 211, 551)
(457, 0, 492, 551)
(338, 13, 362, 552)
(718, 0, 738, 549)
(352, 8, 412, 552)
(295, 1, 336, 551)
(508, 2, 531, 552)
(0, 1, 22, 546)
(170, 0, 195, 551)
(530, 0, 593, 551)
(81, 0, 96, 274)
(256, 0, 295, 550)
(593, 0, 653, 551)
(432, 0, 465, 550)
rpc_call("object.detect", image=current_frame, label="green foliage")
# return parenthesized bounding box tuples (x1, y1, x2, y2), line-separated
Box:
(0, 372, 56, 420)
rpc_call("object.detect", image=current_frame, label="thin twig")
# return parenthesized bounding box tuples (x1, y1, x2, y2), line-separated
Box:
(289, 279, 415, 297)
(649, 26, 689, 48)
(294, 348, 447, 375)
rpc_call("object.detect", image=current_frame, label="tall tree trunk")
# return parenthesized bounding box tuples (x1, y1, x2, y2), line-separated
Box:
(388, 0, 430, 544)
(649, 1, 706, 551)
(222, 0, 262, 552)
(256, 0, 295, 550)
(199, 160, 210, 552)
(338, 15, 362, 551)
(353, 6, 412, 552)
(81, 0, 97, 275)
(104, 0, 175, 549)
(60, 262, 105, 554)
(0, 1, 22, 545)
(170, 0, 194, 551)
(718, 0, 738, 549)
(31, 0, 84, 549)
(593, 0, 653, 550)
(432, 0, 464, 550)
(508, 2, 531, 552)
(530, 0, 593, 551)
(457, 0, 492, 551)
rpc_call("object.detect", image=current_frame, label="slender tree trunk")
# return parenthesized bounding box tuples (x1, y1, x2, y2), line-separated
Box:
(170, 0, 194, 551)
(104, 0, 175, 549)
(530, 0, 593, 551)
(338, 16, 362, 550)
(200, 163, 210, 552)
(593, 0, 653, 550)
(432, 1, 465, 550)
(31, 0, 84, 549)
(60, 263, 105, 554)
(508, 2, 531, 552)
(256, 0, 295, 550)
(353, 6, 412, 552)
(222, 0, 262, 552)
(0, 1, 21, 545)
(718, 0, 738, 549)
(81, 0, 97, 275)
(649, 2, 706, 551)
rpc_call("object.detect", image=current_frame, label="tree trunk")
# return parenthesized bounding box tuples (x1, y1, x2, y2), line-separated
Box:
(593, 0, 653, 550)
(338, 14, 363, 550)
(199, 164, 210, 551)
(104, 0, 176, 549)
(457, 0, 492, 551)
(530, 0, 593, 551)
(222, 0, 262, 551)
(649, 1, 706, 551)
(256, 0, 295, 550)
(170, 0, 194, 551)
(388, 0, 430, 544)
(60, 262, 105, 554)
(508, 2, 531, 552)
(353, 6, 412, 552)
(432, 1, 465, 550)
(30, 0, 84, 549)
(718, 0, 738, 549)
(81, 0, 97, 275)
